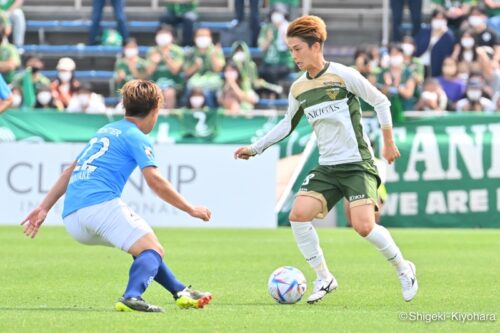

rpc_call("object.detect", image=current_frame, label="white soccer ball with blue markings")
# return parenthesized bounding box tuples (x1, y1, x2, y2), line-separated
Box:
(268, 266, 307, 304)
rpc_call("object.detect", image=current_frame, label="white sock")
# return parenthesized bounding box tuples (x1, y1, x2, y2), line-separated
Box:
(364, 225, 409, 273)
(290, 221, 331, 281)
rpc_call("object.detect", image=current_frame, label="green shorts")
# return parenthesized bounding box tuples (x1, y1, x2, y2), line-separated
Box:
(297, 160, 381, 219)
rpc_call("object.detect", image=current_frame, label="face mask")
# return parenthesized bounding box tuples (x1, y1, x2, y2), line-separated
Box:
(431, 19, 446, 30)
(458, 72, 469, 82)
(58, 71, 72, 83)
(12, 93, 21, 107)
(442, 65, 456, 76)
(401, 43, 415, 56)
(468, 16, 484, 27)
(195, 36, 212, 49)
(225, 70, 239, 81)
(271, 12, 285, 25)
(124, 48, 138, 58)
(78, 94, 90, 106)
(390, 55, 404, 67)
(156, 33, 172, 47)
(37, 91, 52, 105)
(190, 96, 205, 108)
(421, 91, 438, 102)
(233, 51, 245, 62)
(461, 38, 474, 49)
(467, 89, 481, 101)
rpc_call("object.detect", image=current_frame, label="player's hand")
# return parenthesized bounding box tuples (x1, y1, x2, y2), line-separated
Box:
(382, 141, 400, 164)
(234, 146, 256, 160)
(189, 206, 211, 222)
(20, 207, 48, 239)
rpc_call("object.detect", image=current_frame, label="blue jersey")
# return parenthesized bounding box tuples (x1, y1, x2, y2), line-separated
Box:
(0, 74, 11, 99)
(63, 119, 157, 217)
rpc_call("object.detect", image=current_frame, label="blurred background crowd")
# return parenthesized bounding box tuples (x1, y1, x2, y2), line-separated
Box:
(0, 0, 498, 117)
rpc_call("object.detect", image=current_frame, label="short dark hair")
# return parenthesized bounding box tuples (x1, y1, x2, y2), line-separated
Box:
(120, 80, 163, 118)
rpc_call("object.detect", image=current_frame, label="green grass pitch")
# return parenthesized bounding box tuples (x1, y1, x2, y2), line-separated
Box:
(0, 226, 498, 333)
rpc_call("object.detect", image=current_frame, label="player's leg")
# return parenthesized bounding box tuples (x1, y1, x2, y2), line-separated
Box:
(290, 166, 341, 304)
(289, 195, 338, 304)
(345, 168, 417, 301)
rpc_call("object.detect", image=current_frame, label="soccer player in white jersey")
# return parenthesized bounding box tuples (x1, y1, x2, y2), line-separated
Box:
(235, 16, 418, 303)
(21, 80, 213, 312)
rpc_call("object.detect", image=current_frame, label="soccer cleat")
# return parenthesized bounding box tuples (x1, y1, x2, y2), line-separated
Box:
(115, 297, 164, 313)
(307, 275, 338, 304)
(399, 260, 418, 302)
(175, 286, 213, 309)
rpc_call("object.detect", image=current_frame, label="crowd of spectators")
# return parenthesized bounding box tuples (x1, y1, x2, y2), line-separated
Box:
(357, 2, 500, 116)
(0, 0, 498, 116)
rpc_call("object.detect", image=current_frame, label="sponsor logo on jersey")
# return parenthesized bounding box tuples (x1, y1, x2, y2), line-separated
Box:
(349, 194, 366, 201)
(304, 101, 344, 121)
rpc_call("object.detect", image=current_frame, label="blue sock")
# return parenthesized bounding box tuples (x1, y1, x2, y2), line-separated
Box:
(154, 261, 186, 296)
(124, 249, 162, 299)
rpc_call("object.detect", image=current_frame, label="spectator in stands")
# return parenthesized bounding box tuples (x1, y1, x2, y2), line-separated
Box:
(67, 83, 106, 113)
(0, 24, 19, 83)
(35, 85, 62, 110)
(51, 57, 80, 108)
(467, 6, 500, 61)
(0, 73, 12, 113)
(401, 35, 424, 85)
(180, 88, 218, 138)
(257, 3, 294, 98)
(219, 61, 258, 114)
(230, 40, 283, 98)
(456, 76, 496, 112)
(431, 0, 473, 33)
(12, 57, 52, 102)
(352, 47, 380, 112)
(414, 78, 448, 111)
(146, 25, 184, 109)
(88, 0, 128, 45)
(390, 0, 422, 42)
(378, 44, 418, 112)
(452, 29, 492, 78)
(160, 0, 198, 47)
(353, 48, 380, 85)
(0, 0, 24, 46)
(114, 37, 147, 92)
(414, 8, 455, 77)
(367, 44, 388, 70)
(183, 27, 225, 108)
(485, 0, 500, 35)
(436, 56, 465, 109)
(231, 0, 261, 47)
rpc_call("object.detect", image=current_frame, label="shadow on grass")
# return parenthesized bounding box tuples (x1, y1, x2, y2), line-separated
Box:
(0, 307, 114, 312)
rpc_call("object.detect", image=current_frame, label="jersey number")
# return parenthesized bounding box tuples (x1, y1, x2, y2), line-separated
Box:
(75, 137, 110, 172)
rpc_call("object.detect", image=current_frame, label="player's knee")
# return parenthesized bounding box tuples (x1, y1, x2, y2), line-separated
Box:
(353, 221, 374, 237)
(153, 244, 164, 258)
(289, 209, 315, 222)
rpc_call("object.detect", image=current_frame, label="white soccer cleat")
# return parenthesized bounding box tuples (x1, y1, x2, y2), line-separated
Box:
(399, 260, 418, 302)
(307, 274, 338, 304)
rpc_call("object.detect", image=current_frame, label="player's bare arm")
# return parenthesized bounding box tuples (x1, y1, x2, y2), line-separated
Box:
(21, 160, 77, 238)
(381, 127, 401, 164)
(142, 166, 211, 221)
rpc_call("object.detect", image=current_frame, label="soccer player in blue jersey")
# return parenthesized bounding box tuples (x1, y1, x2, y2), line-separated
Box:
(21, 80, 213, 312)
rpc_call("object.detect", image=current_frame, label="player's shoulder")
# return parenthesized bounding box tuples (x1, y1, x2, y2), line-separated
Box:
(289, 71, 308, 99)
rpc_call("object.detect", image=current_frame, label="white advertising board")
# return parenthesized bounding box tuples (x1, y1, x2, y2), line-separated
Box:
(0, 143, 278, 228)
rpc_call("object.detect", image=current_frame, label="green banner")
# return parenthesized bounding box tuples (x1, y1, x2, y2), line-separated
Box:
(0, 109, 313, 158)
(379, 113, 500, 228)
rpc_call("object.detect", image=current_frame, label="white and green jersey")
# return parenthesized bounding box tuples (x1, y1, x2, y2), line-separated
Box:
(251, 61, 392, 165)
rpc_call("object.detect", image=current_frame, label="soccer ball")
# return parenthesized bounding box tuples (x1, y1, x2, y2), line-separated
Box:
(268, 266, 307, 304)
